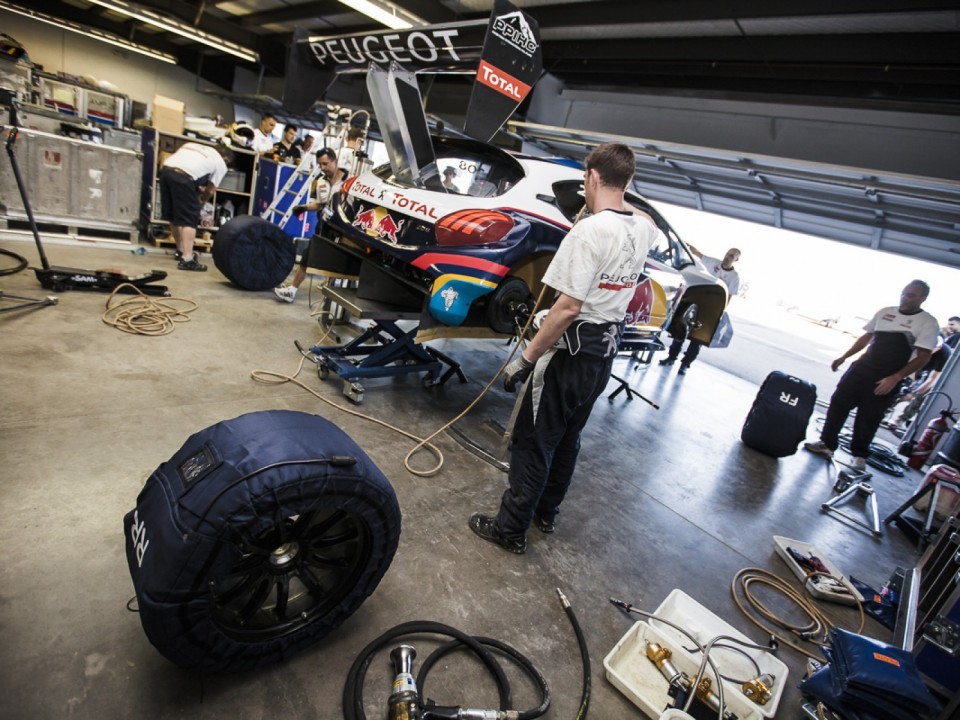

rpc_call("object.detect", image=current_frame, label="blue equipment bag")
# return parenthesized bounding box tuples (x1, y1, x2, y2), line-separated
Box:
(123, 410, 401, 672)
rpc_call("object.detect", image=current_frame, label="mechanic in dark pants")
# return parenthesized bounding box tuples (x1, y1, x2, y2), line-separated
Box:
(805, 280, 939, 471)
(159, 142, 232, 271)
(469, 143, 659, 554)
(659, 245, 741, 374)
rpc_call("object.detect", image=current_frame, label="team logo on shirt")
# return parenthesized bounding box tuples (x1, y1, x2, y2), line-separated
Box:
(598, 271, 640, 291)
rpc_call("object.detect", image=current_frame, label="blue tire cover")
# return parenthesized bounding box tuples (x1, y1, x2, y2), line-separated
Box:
(123, 410, 401, 672)
(212, 215, 296, 291)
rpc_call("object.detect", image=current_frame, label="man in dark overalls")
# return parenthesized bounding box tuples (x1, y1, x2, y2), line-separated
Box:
(805, 280, 939, 471)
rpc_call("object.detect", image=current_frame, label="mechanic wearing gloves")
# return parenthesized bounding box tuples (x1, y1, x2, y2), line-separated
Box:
(470, 143, 658, 554)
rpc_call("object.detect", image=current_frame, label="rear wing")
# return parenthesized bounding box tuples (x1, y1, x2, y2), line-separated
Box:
(282, 0, 541, 144)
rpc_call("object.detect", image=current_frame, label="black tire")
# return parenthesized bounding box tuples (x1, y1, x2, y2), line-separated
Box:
(485, 276, 533, 334)
(124, 410, 401, 672)
(211, 215, 296, 291)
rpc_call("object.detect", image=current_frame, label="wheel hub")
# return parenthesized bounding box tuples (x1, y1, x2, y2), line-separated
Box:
(269, 542, 300, 570)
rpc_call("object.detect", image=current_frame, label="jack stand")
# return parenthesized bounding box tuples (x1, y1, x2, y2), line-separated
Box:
(883, 474, 960, 549)
(821, 469, 882, 537)
(301, 284, 466, 404)
(606, 328, 663, 405)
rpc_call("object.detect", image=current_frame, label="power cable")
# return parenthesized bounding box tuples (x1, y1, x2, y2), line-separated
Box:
(101, 283, 198, 335)
(0, 247, 29, 276)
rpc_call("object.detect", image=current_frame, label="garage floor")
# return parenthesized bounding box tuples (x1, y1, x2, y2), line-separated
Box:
(0, 241, 931, 719)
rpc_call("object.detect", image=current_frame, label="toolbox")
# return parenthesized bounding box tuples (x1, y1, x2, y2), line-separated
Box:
(604, 589, 788, 719)
(773, 535, 864, 606)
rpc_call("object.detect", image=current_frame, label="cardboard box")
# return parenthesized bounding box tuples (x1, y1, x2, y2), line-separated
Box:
(152, 94, 184, 135)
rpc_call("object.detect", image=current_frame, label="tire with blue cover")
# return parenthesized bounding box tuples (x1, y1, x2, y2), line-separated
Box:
(211, 215, 296, 290)
(123, 410, 401, 672)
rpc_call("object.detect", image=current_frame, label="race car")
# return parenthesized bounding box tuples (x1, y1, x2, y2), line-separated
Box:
(318, 131, 727, 344)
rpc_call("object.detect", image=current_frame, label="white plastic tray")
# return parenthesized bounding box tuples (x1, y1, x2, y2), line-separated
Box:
(604, 589, 788, 719)
(773, 535, 864, 605)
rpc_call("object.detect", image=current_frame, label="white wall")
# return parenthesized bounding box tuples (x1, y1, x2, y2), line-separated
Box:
(2, 10, 234, 121)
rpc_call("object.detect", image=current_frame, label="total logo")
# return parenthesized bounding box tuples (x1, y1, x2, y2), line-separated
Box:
(353, 204, 405, 244)
(493, 10, 538, 57)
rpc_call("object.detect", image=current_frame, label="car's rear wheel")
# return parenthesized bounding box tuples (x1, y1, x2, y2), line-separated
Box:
(485, 276, 533, 334)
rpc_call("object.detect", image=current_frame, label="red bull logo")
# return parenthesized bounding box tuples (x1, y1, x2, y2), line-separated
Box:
(624, 278, 669, 328)
(352, 204, 406, 244)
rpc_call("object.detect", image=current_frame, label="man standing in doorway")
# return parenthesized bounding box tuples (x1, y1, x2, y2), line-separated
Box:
(273, 148, 347, 303)
(158, 142, 231, 271)
(469, 143, 658, 554)
(659, 245, 741, 374)
(805, 280, 940, 471)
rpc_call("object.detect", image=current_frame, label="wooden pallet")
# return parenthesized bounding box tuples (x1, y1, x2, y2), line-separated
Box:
(151, 232, 213, 252)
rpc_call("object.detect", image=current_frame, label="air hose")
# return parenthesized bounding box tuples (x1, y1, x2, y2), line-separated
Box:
(342, 590, 590, 720)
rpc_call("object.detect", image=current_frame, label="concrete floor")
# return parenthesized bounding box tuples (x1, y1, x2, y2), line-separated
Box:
(0, 240, 932, 719)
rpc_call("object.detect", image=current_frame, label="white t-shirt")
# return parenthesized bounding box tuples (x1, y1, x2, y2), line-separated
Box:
(252, 128, 275, 153)
(863, 306, 940, 350)
(701, 255, 741, 297)
(163, 143, 228, 186)
(337, 146, 356, 175)
(542, 209, 658, 324)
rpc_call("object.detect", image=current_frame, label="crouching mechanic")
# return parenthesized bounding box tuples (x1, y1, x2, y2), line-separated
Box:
(159, 142, 232, 271)
(469, 143, 658, 554)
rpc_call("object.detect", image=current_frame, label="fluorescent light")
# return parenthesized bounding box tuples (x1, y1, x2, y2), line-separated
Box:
(0, 0, 177, 64)
(85, 0, 259, 63)
(338, 0, 425, 30)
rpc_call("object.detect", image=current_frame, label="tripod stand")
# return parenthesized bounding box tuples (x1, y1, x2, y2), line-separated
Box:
(822, 468, 882, 537)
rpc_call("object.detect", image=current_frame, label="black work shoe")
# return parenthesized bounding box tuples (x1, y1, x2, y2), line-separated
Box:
(174, 250, 183, 261)
(469, 513, 526, 554)
(678, 364, 689, 375)
(534, 515, 555, 534)
(658, 357, 676, 366)
(178, 255, 207, 272)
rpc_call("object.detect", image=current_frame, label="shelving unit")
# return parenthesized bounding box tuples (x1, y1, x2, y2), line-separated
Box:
(139, 128, 258, 245)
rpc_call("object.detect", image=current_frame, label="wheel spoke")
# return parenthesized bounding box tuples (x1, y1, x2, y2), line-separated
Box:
(308, 551, 351, 569)
(216, 569, 266, 605)
(274, 576, 290, 619)
(311, 525, 359, 548)
(238, 576, 273, 623)
(303, 509, 346, 541)
(298, 565, 327, 597)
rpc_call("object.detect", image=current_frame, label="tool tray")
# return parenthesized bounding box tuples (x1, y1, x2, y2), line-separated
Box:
(604, 589, 788, 719)
(773, 535, 864, 606)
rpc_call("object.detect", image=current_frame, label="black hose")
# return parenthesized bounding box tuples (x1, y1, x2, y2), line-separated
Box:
(0, 247, 29, 276)
(342, 591, 590, 720)
(560, 589, 591, 720)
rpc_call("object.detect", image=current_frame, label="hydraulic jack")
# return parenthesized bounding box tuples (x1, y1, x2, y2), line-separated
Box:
(297, 284, 466, 404)
(821, 468, 882, 537)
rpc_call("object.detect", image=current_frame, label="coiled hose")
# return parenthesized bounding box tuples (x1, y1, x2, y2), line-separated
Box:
(342, 590, 590, 720)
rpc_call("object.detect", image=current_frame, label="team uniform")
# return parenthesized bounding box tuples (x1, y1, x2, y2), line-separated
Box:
(159, 143, 227, 228)
(495, 209, 657, 538)
(819, 305, 940, 459)
(664, 254, 740, 368)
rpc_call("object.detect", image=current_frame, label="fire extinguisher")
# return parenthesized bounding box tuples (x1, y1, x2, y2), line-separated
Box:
(906, 410, 956, 470)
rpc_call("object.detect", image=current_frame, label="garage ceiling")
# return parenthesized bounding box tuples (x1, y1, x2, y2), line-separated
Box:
(17, 1, 960, 267)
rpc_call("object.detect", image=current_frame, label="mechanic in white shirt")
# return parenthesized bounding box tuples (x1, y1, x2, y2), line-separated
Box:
(659, 245, 741, 374)
(251, 114, 278, 154)
(805, 280, 940, 470)
(159, 142, 231, 271)
(470, 142, 658, 554)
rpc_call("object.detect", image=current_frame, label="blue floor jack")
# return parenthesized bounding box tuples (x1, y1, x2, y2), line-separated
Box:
(296, 284, 467, 403)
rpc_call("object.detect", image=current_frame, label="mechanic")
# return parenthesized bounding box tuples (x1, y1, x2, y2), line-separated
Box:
(805, 280, 940, 471)
(659, 245, 741, 374)
(944, 315, 960, 349)
(271, 123, 302, 164)
(251, 113, 278, 154)
(158, 142, 232, 272)
(887, 338, 952, 433)
(469, 142, 659, 554)
(336, 128, 364, 175)
(273, 148, 348, 303)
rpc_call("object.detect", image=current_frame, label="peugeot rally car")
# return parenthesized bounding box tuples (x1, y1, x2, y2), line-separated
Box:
(319, 132, 727, 343)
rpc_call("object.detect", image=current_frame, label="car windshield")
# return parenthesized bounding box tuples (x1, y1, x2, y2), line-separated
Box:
(626, 194, 696, 270)
(373, 135, 525, 198)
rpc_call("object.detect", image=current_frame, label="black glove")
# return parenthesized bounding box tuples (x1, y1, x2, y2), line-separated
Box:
(292, 205, 307, 215)
(503, 354, 535, 392)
